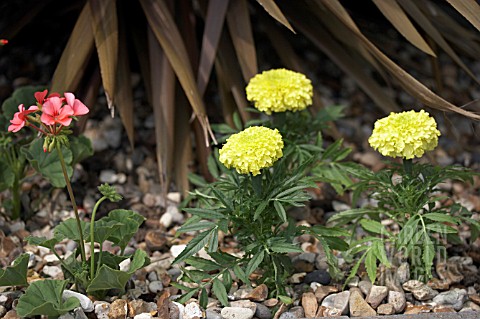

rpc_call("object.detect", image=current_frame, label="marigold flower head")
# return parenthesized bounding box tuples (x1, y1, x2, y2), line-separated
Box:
(246, 69, 313, 114)
(368, 110, 440, 159)
(219, 126, 284, 175)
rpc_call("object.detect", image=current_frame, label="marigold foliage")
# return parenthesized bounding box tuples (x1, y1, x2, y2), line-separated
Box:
(368, 110, 440, 159)
(246, 69, 313, 114)
(219, 126, 284, 175)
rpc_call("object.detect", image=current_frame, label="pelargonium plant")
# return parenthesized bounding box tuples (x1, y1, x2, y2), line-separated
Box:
(173, 123, 349, 308)
(0, 90, 148, 318)
(329, 109, 479, 283)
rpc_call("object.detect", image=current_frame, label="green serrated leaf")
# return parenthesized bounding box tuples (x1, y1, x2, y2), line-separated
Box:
(185, 256, 220, 272)
(173, 228, 215, 264)
(212, 278, 229, 307)
(199, 287, 208, 309)
(175, 288, 199, 304)
(425, 223, 458, 234)
(360, 219, 391, 237)
(16, 280, 80, 317)
(0, 254, 29, 287)
(278, 295, 294, 305)
(207, 154, 219, 179)
(270, 241, 302, 253)
(373, 241, 391, 267)
(253, 201, 269, 221)
(183, 208, 226, 220)
(246, 250, 265, 275)
(273, 200, 287, 223)
(233, 264, 249, 284)
(209, 251, 238, 266)
(309, 225, 350, 237)
(365, 249, 377, 284)
(423, 213, 459, 224)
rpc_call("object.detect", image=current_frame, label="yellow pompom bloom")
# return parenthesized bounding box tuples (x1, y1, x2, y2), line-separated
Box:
(219, 126, 284, 175)
(368, 110, 440, 159)
(246, 69, 313, 114)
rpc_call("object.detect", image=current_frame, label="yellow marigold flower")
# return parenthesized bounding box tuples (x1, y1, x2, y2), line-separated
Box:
(219, 126, 284, 175)
(246, 69, 313, 114)
(368, 110, 440, 159)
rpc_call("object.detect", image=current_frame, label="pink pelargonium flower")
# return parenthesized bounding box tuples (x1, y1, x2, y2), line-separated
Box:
(34, 89, 60, 105)
(8, 104, 38, 132)
(64, 92, 89, 116)
(41, 96, 74, 126)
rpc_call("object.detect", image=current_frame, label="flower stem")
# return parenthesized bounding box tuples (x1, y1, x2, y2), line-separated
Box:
(90, 196, 107, 280)
(403, 158, 413, 178)
(55, 143, 87, 263)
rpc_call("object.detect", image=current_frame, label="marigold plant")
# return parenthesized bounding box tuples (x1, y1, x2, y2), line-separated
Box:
(368, 110, 440, 159)
(219, 126, 283, 175)
(246, 69, 313, 114)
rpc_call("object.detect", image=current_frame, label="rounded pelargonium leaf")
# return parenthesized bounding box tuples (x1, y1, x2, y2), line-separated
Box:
(16, 280, 80, 317)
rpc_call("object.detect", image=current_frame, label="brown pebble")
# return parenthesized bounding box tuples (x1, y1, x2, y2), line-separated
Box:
(315, 285, 338, 303)
(246, 284, 268, 302)
(470, 294, 480, 305)
(301, 292, 318, 318)
(433, 305, 456, 313)
(404, 304, 431, 314)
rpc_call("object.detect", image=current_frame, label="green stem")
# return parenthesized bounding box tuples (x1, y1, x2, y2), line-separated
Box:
(11, 178, 20, 220)
(90, 196, 107, 280)
(55, 143, 87, 263)
(403, 158, 413, 178)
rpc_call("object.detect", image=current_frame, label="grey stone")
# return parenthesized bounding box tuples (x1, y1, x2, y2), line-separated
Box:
(304, 269, 331, 285)
(403, 280, 424, 292)
(288, 306, 304, 318)
(321, 291, 350, 315)
(147, 271, 158, 282)
(230, 300, 256, 312)
(412, 285, 439, 301)
(206, 308, 222, 319)
(63, 290, 94, 312)
(433, 288, 467, 311)
(0, 306, 7, 318)
(74, 307, 88, 319)
(99, 169, 118, 184)
(59, 313, 75, 319)
(183, 302, 202, 319)
(43, 265, 63, 278)
(94, 301, 110, 319)
(148, 280, 164, 293)
(377, 303, 395, 315)
(358, 280, 372, 296)
(388, 290, 406, 313)
(171, 302, 184, 319)
(278, 312, 298, 319)
(347, 276, 360, 288)
(254, 303, 272, 319)
(220, 307, 254, 319)
(366, 285, 389, 309)
(396, 263, 410, 284)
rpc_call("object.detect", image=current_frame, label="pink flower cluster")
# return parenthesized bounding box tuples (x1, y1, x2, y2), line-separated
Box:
(8, 90, 89, 134)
